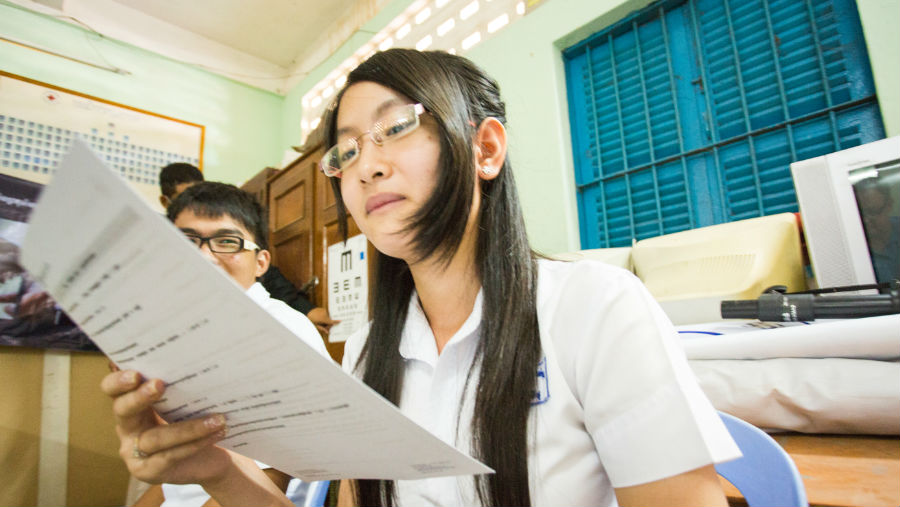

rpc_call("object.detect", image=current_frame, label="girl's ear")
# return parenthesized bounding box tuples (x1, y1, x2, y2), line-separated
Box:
(474, 117, 507, 181)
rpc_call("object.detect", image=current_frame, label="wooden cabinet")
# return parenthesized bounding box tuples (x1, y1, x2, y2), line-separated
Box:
(240, 166, 279, 213)
(260, 139, 373, 364)
(268, 156, 316, 301)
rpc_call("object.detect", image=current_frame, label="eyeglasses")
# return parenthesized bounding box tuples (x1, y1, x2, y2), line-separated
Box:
(185, 234, 260, 254)
(319, 103, 426, 178)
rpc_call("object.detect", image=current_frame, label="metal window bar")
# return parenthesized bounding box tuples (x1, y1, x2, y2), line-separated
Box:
(685, 0, 729, 214)
(606, 32, 638, 239)
(804, 0, 842, 151)
(659, 5, 696, 229)
(720, 0, 765, 217)
(574, 94, 877, 191)
(761, 0, 799, 163)
(633, 18, 666, 236)
(584, 45, 611, 246)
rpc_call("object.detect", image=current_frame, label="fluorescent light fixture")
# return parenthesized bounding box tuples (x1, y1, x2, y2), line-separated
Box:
(461, 31, 481, 50)
(516, 1, 525, 15)
(323, 85, 334, 98)
(460, 1, 479, 20)
(416, 34, 433, 50)
(301, 119, 309, 130)
(437, 18, 455, 37)
(311, 96, 322, 107)
(396, 23, 412, 40)
(311, 117, 321, 129)
(436, 0, 451, 7)
(487, 13, 509, 33)
(447, 48, 457, 55)
(379, 37, 394, 51)
(415, 7, 431, 24)
(335, 75, 347, 88)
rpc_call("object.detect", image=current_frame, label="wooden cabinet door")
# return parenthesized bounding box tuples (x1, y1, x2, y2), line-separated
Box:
(313, 159, 375, 364)
(262, 143, 375, 365)
(240, 167, 279, 211)
(267, 156, 315, 297)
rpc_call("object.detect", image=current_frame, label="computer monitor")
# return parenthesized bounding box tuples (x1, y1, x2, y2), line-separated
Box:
(790, 136, 900, 292)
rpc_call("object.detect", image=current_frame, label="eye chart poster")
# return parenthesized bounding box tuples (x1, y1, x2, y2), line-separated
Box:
(327, 234, 368, 343)
(0, 71, 203, 210)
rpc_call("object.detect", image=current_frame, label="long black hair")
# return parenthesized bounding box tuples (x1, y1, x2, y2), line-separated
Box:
(321, 48, 541, 507)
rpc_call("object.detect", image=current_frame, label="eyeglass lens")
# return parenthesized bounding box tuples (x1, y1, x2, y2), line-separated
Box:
(187, 235, 246, 253)
(320, 103, 423, 177)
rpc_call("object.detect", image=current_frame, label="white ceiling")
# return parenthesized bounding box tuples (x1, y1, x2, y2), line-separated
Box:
(13, 0, 394, 94)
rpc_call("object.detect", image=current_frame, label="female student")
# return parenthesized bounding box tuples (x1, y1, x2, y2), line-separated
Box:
(102, 48, 740, 507)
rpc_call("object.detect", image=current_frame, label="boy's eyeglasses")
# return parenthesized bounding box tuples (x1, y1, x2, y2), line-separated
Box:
(185, 234, 260, 254)
(319, 103, 426, 178)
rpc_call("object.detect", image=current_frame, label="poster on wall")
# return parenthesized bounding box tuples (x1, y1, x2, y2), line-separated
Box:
(0, 173, 97, 350)
(327, 234, 368, 343)
(0, 71, 204, 210)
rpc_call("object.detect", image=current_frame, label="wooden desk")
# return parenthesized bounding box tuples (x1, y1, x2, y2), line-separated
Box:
(721, 434, 900, 507)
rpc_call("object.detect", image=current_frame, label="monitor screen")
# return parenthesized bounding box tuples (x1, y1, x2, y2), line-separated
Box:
(851, 160, 900, 284)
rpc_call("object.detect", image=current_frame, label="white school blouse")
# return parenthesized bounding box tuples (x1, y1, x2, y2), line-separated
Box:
(342, 259, 740, 506)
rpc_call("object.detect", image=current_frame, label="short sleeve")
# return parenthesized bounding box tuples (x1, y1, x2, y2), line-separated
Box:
(539, 260, 740, 487)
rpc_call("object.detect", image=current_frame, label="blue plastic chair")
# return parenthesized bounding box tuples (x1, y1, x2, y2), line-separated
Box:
(304, 480, 330, 507)
(715, 412, 808, 507)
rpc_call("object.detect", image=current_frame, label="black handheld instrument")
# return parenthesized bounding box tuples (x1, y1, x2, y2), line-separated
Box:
(720, 282, 900, 322)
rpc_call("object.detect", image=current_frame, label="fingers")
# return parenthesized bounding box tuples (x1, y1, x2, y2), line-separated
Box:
(101, 369, 233, 485)
(101, 370, 165, 434)
(114, 379, 165, 428)
(137, 431, 226, 469)
(100, 369, 142, 397)
(137, 415, 226, 456)
(127, 425, 230, 484)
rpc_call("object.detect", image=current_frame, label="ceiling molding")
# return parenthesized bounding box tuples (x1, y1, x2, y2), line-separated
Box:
(5, 0, 389, 95)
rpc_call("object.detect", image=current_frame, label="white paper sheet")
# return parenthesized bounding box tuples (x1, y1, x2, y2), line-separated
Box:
(20, 139, 492, 481)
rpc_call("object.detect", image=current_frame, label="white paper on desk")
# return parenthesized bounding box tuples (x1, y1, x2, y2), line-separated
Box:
(20, 139, 492, 481)
(679, 315, 900, 360)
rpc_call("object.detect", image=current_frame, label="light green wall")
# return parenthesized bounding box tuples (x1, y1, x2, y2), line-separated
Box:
(281, 0, 417, 151)
(857, 0, 900, 138)
(284, 0, 899, 255)
(0, 3, 284, 185)
(466, 0, 657, 255)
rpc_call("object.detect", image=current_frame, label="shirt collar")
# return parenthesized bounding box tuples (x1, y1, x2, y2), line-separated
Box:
(398, 288, 484, 366)
(245, 281, 269, 305)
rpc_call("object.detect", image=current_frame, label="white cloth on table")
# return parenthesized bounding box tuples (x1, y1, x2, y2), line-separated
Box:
(691, 357, 900, 434)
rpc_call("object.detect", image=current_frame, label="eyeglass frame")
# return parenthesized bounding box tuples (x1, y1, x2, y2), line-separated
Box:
(184, 234, 261, 254)
(319, 103, 427, 178)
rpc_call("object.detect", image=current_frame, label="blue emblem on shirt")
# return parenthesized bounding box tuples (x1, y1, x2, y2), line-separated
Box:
(532, 356, 550, 405)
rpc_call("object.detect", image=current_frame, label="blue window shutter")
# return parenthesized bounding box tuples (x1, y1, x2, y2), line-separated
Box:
(564, 0, 884, 249)
(565, 4, 696, 247)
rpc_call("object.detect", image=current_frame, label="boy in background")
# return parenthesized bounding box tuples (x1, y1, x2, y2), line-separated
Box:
(158, 162, 204, 210)
(157, 164, 337, 336)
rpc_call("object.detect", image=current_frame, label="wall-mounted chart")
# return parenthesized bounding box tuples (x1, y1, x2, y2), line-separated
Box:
(0, 71, 203, 209)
